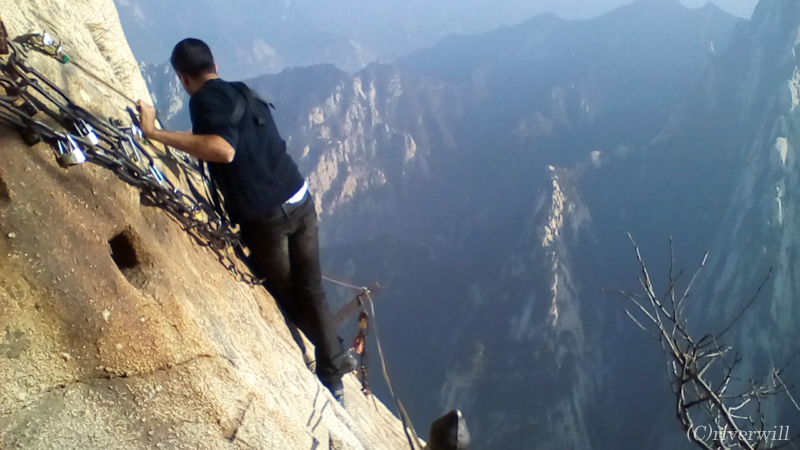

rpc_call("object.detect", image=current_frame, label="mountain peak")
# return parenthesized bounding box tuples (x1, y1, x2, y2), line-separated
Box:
(628, 0, 686, 11)
(633, 0, 682, 5)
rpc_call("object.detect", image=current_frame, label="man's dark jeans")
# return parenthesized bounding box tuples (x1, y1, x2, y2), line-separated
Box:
(239, 193, 344, 390)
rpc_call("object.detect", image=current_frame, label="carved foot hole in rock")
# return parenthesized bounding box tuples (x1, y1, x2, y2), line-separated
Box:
(109, 229, 147, 289)
(0, 174, 9, 206)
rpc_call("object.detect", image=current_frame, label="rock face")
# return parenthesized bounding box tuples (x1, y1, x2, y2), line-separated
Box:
(689, 0, 800, 403)
(0, 2, 413, 449)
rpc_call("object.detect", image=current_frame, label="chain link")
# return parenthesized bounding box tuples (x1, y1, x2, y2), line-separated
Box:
(0, 42, 250, 277)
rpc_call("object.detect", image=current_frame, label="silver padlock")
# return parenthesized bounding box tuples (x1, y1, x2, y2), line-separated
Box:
(56, 135, 86, 167)
(74, 119, 100, 146)
(121, 136, 143, 162)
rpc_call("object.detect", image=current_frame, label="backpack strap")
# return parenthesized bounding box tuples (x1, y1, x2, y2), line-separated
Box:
(230, 93, 247, 126)
(201, 161, 227, 221)
(229, 81, 273, 126)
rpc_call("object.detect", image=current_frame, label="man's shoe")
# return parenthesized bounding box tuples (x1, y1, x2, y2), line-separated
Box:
(338, 348, 358, 374)
(331, 385, 346, 408)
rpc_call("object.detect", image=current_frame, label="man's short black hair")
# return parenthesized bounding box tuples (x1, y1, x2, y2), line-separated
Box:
(171, 38, 215, 77)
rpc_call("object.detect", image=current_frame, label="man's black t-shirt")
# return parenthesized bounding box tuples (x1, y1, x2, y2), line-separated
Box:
(189, 78, 304, 223)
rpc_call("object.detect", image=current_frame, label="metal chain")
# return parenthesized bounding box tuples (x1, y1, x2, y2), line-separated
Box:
(0, 42, 250, 277)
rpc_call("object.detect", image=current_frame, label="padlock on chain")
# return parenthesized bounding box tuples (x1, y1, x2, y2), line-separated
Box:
(55, 134, 86, 168)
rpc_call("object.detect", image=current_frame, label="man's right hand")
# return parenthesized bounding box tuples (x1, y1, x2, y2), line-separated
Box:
(137, 100, 157, 138)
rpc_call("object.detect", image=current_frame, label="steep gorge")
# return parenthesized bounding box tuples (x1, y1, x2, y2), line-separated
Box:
(236, 2, 746, 448)
(140, 0, 800, 448)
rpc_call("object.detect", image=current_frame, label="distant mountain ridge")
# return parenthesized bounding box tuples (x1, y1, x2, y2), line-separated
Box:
(116, 0, 375, 77)
(117, 0, 690, 78)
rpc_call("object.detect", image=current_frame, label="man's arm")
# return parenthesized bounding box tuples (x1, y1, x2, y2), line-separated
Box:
(137, 101, 235, 163)
(147, 128, 235, 163)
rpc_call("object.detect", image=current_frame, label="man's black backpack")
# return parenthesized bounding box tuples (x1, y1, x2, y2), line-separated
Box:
(203, 82, 277, 221)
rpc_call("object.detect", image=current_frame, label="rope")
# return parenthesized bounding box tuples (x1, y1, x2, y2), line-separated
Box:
(322, 274, 368, 291)
(70, 59, 139, 106)
(324, 274, 422, 448)
(366, 291, 425, 450)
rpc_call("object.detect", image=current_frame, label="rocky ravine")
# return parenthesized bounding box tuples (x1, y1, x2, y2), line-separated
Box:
(691, 0, 800, 415)
(142, 0, 800, 448)
(0, 1, 414, 449)
(237, 2, 744, 449)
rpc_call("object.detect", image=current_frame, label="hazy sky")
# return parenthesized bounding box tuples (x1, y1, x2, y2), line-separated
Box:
(118, 0, 763, 77)
(531, 0, 758, 19)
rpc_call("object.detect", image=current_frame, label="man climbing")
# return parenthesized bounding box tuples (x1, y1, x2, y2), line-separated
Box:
(137, 38, 351, 405)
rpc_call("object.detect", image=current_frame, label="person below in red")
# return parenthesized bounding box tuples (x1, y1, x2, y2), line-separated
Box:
(137, 38, 352, 406)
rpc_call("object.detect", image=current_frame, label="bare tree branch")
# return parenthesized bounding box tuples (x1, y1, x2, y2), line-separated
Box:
(607, 237, 795, 450)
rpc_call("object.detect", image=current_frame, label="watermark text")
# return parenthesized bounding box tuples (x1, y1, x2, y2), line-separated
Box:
(688, 425, 790, 446)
